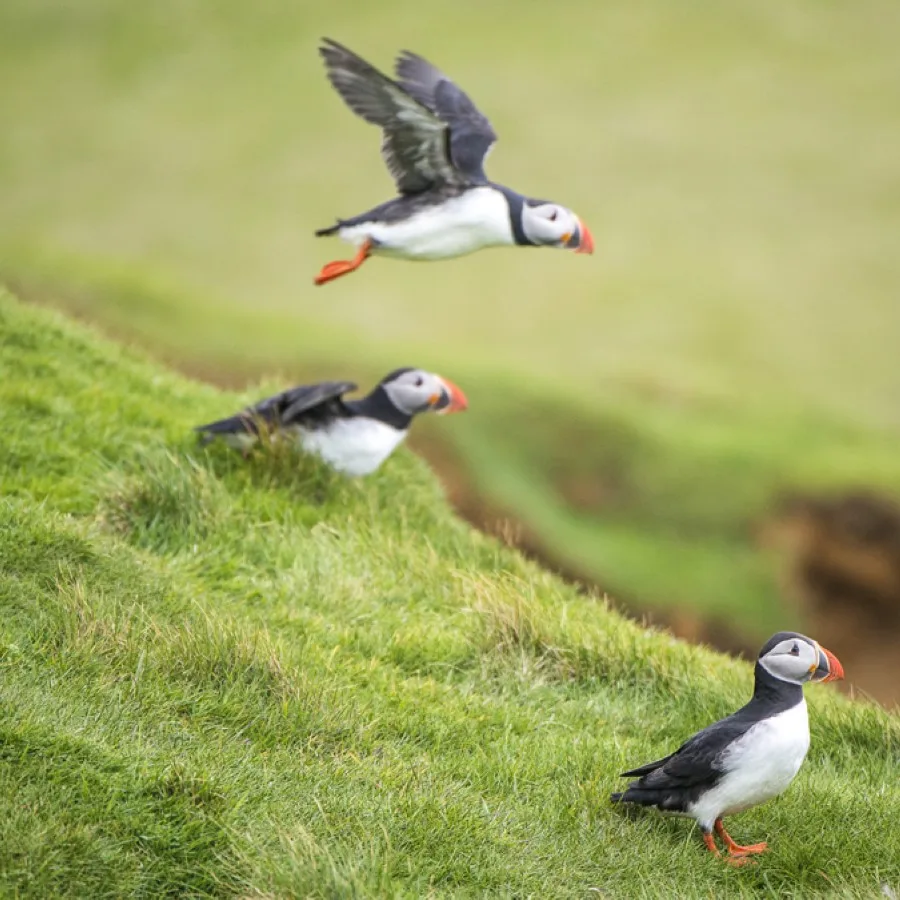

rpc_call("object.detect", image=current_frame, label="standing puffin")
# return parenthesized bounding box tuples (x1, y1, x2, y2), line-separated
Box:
(195, 368, 467, 476)
(611, 632, 844, 864)
(313, 39, 594, 286)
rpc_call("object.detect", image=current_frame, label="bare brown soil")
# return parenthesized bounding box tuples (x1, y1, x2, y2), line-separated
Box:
(761, 491, 900, 707)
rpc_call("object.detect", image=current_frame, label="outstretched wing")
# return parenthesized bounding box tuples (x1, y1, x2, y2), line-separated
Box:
(395, 50, 498, 183)
(320, 39, 463, 194)
(196, 380, 357, 439)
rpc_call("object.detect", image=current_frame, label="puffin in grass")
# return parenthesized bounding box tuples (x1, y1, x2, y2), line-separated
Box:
(611, 632, 844, 865)
(196, 368, 467, 476)
(313, 39, 594, 286)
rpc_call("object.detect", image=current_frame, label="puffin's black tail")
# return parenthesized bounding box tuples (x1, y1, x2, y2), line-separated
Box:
(194, 414, 258, 444)
(610, 784, 689, 814)
(315, 221, 342, 237)
(610, 787, 661, 807)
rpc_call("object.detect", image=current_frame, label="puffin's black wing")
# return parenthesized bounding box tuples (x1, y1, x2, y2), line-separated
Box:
(195, 380, 357, 441)
(611, 716, 755, 811)
(394, 50, 498, 183)
(320, 39, 463, 195)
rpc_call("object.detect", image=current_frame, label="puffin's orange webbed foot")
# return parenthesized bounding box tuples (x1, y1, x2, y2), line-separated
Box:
(730, 842, 768, 857)
(715, 819, 768, 858)
(703, 828, 757, 866)
(314, 259, 357, 285)
(313, 240, 372, 286)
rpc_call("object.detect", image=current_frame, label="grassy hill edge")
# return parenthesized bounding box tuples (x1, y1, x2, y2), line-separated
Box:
(8, 250, 900, 648)
(1, 286, 899, 898)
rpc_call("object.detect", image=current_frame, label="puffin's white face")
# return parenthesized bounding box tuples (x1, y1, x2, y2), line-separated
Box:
(758, 634, 844, 685)
(381, 368, 468, 417)
(521, 202, 594, 253)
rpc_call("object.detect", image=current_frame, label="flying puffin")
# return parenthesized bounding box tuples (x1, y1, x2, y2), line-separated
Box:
(195, 368, 467, 476)
(611, 631, 844, 865)
(313, 39, 594, 286)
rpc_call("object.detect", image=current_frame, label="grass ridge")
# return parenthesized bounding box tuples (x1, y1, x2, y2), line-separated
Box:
(11, 254, 900, 646)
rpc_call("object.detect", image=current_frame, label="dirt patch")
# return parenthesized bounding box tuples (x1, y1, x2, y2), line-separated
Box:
(552, 469, 630, 515)
(761, 490, 900, 706)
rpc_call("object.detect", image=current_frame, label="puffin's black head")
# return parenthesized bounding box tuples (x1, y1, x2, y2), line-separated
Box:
(757, 631, 844, 685)
(520, 198, 594, 254)
(378, 368, 468, 417)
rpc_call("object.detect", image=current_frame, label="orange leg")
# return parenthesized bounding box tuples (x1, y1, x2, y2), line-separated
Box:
(703, 831, 752, 867)
(702, 832, 721, 857)
(715, 819, 768, 857)
(314, 240, 372, 286)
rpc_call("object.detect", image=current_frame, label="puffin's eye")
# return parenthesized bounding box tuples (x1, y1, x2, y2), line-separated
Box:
(790, 643, 800, 656)
(414, 376, 424, 387)
(549, 210, 558, 222)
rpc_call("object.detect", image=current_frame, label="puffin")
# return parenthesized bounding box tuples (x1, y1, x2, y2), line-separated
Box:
(313, 39, 594, 286)
(195, 367, 467, 476)
(610, 631, 844, 864)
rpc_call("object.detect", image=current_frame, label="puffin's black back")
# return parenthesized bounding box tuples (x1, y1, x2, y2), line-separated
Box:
(315, 186, 471, 237)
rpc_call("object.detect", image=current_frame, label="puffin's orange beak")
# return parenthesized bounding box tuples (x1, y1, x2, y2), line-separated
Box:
(565, 218, 594, 255)
(812, 644, 844, 683)
(433, 377, 468, 415)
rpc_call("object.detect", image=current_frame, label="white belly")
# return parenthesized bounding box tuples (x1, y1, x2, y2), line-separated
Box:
(339, 187, 514, 260)
(294, 418, 407, 477)
(688, 701, 810, 829)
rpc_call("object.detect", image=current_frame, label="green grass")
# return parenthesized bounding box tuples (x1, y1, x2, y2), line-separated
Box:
(3, 289, 900, 897)
(2, 0, 900, 641)
(8, 256, 900, 646)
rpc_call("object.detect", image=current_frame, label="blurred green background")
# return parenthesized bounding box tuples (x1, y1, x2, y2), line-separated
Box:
(3, 0, 900, 681)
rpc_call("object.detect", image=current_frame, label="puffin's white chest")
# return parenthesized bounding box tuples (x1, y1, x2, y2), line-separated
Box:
(339, 187, 514, 260)
(293, 417, 407, 476)
(689, 701, 810, 828)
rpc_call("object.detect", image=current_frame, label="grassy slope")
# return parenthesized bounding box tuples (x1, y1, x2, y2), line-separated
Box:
(8, 257, 900, 642)
(2, 0, 900, 640)
(3, 290, 900, 898)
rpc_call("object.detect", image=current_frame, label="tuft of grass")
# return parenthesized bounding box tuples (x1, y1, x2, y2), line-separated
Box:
(1, 288, 899, 897)
(98, 449, 230, 552)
